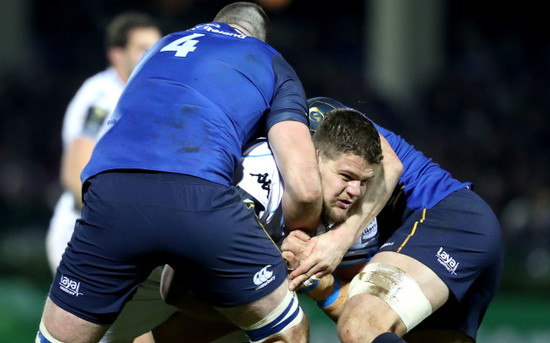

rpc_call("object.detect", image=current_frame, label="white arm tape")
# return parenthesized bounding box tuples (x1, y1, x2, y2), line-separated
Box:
(348, 262, 432, 332)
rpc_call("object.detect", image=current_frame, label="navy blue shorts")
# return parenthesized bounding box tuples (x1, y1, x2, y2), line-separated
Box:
(49, 170, 287, 324)
(378, 188, 503, 340)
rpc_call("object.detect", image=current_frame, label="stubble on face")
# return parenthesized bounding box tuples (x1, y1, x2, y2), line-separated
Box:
(318, 152, 375, 226)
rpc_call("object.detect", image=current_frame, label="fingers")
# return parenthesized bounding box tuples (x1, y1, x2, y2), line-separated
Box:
(281, 230, 311, 262)
(288, 260, 328, 291)
(282, 251, 299, 271)
(289, 271, 324, 291)
(283, 230, 342, 291)
(302, 275, 320, 288)
(288, 229, 311, 242)
(281, 229, 310, 250)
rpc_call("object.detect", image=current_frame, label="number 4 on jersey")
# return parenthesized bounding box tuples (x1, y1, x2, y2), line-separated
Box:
(160, 33, 204, 57)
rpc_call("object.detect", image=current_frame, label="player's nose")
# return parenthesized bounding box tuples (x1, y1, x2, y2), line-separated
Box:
(346, 180, 362, 197)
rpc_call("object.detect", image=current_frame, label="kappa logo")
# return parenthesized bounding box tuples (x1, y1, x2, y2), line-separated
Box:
(250, 172, 271, 197)
(253, 265, 275, 290)
(436, 247, 459, 275)
(59, 275, 83, 297)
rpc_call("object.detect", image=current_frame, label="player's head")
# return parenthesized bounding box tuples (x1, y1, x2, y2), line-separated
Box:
(106, 11, 162, 82)
(309, 97, 383, 224)
(313, 108, 383, 165)
(213, 2, 271, 42)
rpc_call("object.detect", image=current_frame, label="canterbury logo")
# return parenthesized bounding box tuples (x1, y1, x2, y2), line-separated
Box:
(253, 265, 275, 289)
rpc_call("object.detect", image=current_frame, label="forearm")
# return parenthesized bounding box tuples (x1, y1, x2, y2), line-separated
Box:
(268, 121, 323, 233)
(281, 190, 321, 234)
(60, 137, 96, 209)
(302, 274, 348, 322)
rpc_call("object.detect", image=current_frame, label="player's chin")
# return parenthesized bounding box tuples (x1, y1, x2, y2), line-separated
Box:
(325, 208, 349, 225)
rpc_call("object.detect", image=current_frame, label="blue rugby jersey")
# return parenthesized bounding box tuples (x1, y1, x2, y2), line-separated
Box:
(373, 124, 471, 211)
(307, 97, 470, 211)
(82, 23, 308, 186)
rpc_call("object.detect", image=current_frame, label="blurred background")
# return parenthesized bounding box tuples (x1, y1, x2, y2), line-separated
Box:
(0, 0, 549, 341)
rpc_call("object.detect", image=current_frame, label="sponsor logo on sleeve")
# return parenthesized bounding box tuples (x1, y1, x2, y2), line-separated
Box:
(436, 247, 459, 275)
(59, 275, 83, 297)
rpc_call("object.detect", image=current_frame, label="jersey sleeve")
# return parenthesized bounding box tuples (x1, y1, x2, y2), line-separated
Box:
(265, 54, 309, 131)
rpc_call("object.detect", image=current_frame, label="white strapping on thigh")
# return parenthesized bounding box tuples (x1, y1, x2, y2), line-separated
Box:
(241, 291, 303, 343)
(36, 321, 66, 343)
(348, 262, 432, 332)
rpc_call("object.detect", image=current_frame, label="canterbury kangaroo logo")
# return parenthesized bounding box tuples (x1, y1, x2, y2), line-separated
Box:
(253, 265, 275, 290)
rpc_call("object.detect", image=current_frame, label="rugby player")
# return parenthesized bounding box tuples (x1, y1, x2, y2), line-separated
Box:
(287, 97, 503, 343)
(36, 3, 322, 343)
(44, 11, 162, 343)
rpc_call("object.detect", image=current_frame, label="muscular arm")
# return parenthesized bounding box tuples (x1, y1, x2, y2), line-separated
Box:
(60, 136, 96, 209)
(288, 134, 403, 290)
(268, 120, 323, 233)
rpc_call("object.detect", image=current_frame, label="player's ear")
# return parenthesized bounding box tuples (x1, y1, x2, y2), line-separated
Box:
(315, 149, 321, 161)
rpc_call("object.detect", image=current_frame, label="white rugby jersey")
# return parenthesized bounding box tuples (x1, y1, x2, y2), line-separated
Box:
(47, 67, 125, 272)
(234, 138, 285, 244)
(61, 67, 125, 145)
(235, 139, 379, 268)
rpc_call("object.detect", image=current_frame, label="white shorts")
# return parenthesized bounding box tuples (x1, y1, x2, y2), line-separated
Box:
(100, 267, 178, 343)
(46, 192, 79, 272)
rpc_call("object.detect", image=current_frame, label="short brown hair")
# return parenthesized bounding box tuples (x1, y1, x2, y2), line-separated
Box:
(106, 11, 159, 49)
(313, 108, 383, 165)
